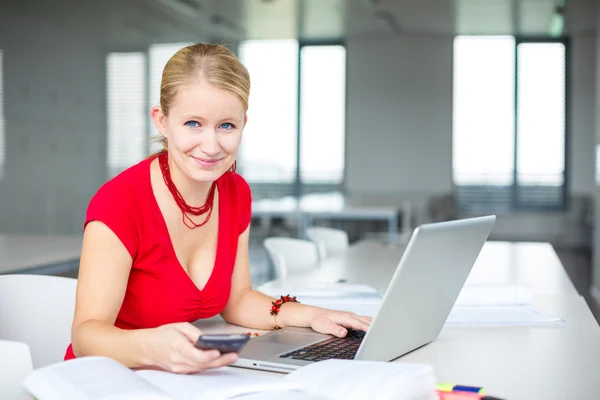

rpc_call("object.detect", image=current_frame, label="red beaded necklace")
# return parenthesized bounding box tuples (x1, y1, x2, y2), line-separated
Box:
(158, 151, 216, 229)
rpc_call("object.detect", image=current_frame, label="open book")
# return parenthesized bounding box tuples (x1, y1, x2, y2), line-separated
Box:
(23, 356, 437, 400)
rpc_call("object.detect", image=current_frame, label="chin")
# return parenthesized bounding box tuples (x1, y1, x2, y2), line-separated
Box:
(188, 169, 226, 183)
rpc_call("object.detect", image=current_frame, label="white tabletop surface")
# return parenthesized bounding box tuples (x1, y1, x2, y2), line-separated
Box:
(231, 239, 599, 399)
(0, 234, 82, 274)
(252, 193, 411, 216)
(196, 294, 600, 400)
(259, 240, 579, 297)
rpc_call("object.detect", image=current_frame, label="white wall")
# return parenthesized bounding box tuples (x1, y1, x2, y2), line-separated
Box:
(0, 1, 206, 234)
(345, 34, 453, 196)
(592, 5, 600, 303)
(0, 6, 107, 234)
(570, 34, 597, 196)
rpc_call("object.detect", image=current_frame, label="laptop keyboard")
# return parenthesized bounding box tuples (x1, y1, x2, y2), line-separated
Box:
(279, 329, 365, 361)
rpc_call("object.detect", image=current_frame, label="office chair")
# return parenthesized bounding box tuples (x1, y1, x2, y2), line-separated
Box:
(0, 274, 77, 368)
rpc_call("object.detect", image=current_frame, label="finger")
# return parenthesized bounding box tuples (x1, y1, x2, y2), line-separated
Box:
(175, 322, 203, 344)
(337, 313, 371, 333)
(353, 314, 373, 328)
(181, 343, 222, 366)
(181, 352, 238, 373)
(203, 352, 239, 370)
(318, 319, 348, 337)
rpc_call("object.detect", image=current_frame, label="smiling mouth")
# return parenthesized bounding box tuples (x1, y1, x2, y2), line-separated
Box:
(191, 156, 223, 167)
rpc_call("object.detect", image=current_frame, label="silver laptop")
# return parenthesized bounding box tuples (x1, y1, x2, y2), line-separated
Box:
(234, 215, 496, 373)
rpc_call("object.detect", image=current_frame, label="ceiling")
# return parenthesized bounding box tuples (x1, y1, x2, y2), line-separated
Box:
(2, 0, 595, 48)
(194, 0, 595, 41)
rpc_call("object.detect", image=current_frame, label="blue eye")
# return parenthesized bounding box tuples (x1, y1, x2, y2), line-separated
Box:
(220, 122, 234, 130)
(185, 121, 200, 128)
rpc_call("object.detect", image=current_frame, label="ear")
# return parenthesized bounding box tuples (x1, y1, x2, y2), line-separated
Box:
(150, 106, 168, 138)
(243, 113, 248, 129)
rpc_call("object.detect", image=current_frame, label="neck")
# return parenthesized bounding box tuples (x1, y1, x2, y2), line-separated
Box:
(167, 154, 214, 207)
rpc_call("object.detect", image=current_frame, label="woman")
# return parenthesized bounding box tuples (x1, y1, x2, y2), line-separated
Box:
(68, 43, 371, 374)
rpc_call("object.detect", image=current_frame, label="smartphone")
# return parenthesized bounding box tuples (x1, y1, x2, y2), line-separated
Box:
(195, 333, 250, 354)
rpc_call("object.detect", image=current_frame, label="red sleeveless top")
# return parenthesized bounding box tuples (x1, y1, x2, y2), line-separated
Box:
(64, 156, 252, 360)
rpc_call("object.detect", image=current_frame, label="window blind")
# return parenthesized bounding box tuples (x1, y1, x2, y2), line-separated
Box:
(106, 52, 147, 178)
(148, 43, 192, 154)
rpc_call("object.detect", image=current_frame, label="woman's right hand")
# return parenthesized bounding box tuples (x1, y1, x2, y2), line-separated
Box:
(143, 322, 238, 374)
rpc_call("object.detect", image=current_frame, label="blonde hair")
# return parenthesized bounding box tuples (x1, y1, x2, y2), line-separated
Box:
(154, 43, 250, 151)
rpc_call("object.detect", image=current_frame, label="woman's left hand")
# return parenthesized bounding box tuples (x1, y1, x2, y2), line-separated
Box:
(309, 308, 372, 337)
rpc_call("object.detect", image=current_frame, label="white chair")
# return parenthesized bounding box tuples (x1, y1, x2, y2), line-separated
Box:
(0, 340, 33, 400)
(0, 274, 77, 368)
(305, 226, 350, 260)
(263, 237, 320, 279)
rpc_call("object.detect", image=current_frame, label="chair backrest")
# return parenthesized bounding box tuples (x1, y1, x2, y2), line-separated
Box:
(305, 226, 349, 260)
(0, 340, 33, 400)
(263, 237, 320, 279)
(0, 274, 77, 368)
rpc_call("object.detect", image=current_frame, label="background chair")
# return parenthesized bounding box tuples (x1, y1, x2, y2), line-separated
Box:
(0, 340, 33, 400)
(305, 226, 350, 260)
(263, 237, 320, 280)
(0, 274, 77, 368)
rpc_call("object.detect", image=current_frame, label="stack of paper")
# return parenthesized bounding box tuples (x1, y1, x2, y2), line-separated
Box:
(446, 284, 565, 327)
(260, 283, 565, 327)
(259, 284, 383, 317)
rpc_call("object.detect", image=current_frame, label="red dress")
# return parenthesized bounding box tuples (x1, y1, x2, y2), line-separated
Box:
(64, 156, 252, 360)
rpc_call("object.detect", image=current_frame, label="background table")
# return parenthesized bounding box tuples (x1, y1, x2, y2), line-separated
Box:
(0, 234, 81, 275)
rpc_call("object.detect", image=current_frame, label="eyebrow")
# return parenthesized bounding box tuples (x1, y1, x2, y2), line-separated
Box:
(182, 115, 242, 123)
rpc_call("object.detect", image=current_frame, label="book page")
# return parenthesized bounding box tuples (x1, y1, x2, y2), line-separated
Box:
(237, 390, 329, 400)
(23, 357, 170, 400)
(284, 359, 437, 400)
(136, 367, 302, 400)
(454, 284, 533, 307)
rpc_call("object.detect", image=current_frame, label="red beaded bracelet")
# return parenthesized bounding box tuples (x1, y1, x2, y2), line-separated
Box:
(270, 294, 300, 329)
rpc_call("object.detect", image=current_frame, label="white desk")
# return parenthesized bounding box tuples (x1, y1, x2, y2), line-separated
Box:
(0, 234, 82, 275)
(252, 193, 418, 243)
(198, 239, 600, 400)
(259, 240, 579, 297)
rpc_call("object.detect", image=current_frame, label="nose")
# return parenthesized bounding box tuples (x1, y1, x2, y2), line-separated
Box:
(199, 129, 220, 156)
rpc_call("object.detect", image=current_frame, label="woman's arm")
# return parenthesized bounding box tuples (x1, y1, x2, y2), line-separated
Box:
(221, 227, 371, 336)
(71, 221, 151, 366)
(72, 222, 234, 372)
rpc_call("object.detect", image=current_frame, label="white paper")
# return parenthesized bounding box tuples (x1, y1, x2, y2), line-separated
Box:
(260, 284, 383, 299)
(455, 284, 533, 307)
(137, 367, 302, 400)
(260, 283, 383, 317)
(302, 302, 381, 317)
(446, 305, 566, 326)
(285, 360, 437, 400)
(237, 390, 328, 400)
(23, 357, 170, 400)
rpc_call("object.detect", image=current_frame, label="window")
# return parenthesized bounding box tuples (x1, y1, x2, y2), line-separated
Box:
(596, 145, 600, 186)
(106, 52, 147, 178)
(516, 42, 566, 206)
(0, 49, 4, 180)
(453, 36, 567, 211)
(238, 40, 346, 197)
(148, 43, 192, 154)
(238, 40, 299, 188)
(300, 45, 346, 184)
